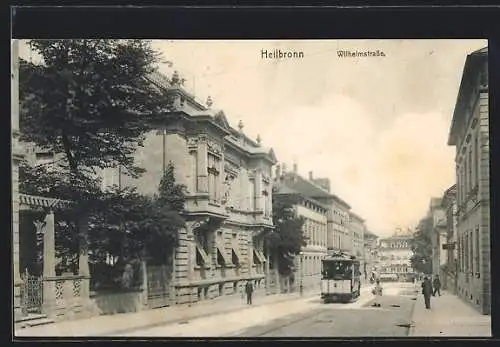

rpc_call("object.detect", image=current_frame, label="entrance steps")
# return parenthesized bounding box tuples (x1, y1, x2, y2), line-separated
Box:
(15, 313, 55, 329)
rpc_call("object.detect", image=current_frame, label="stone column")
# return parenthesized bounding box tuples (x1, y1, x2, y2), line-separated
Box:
(197, 136, 209, 193)
(42, 211, 57, 315)
(78, 216, 90, 301)
(255, 171, 263, 211)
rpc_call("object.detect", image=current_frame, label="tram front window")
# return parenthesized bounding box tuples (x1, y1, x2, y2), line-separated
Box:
(322, 261, 353, 280)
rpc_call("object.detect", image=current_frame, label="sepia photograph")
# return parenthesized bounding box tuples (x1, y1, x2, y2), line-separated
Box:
(11, 38, 490, 338)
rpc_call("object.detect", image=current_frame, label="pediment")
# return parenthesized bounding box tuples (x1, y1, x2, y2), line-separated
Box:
(213, 111, 231, 130)
(267, 148, 278, 164)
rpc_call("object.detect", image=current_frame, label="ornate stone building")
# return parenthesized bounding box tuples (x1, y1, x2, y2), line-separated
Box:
(121, 74, 277, 304)
(448, 47, 490, 314)
(273, 166, 328, 292)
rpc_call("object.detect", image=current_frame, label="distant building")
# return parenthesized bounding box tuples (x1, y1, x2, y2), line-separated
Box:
(378, 230, 414, 281)
(278, 169, 352, 255)
(349, 211, 366, 274)
(273, 166, 328, 292)
(448, 46, 490, 314)
(441, 184, 458, 293)
(363, 230, 379, 280)
(427, 198, 447, 277)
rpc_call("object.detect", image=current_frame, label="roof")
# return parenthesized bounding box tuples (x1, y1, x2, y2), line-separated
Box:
(349, 211, 365, 223)
(364, 230, 379, 239)
(281, 172, 351, 209)
(273, 182, 330, 210)
(448, 46, 488, 146)
(147, 71, 278, 164)
(380, 234, 413, 241)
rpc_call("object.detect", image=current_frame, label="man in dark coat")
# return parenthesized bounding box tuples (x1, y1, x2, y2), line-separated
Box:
(432, 275, 442, 297)
(245, 281, 254, 305)
(421, 276, 433, 309)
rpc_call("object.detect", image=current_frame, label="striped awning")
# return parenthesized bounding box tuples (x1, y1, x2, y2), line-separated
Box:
(19, 193, 73, 210)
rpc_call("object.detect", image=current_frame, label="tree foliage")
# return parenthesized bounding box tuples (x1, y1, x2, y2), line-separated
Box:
(19, 39, 174, 179)
(410, 216, 433, 274)
(266, 194, 307, 276)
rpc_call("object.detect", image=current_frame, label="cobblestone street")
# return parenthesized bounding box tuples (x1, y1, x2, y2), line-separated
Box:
(232, 282, 415, 337)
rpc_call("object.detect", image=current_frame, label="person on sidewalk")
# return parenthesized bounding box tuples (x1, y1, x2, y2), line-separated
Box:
(372, 279, 383, 307)
(245, 281, 254, 305)
(432, 275, 442, 297)
(421, 276, 433, 309)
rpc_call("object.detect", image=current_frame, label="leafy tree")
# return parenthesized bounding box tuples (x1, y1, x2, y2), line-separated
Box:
(410, 216, 433, 274)
(19, 39, 175, 182)
(266, 194, 306, 276)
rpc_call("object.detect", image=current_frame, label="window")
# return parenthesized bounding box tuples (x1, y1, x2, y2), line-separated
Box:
(457, 171, 462, 205)
(474, 133, 479, 187)
(468, 149, 473, 191)
(469, 230, 473, 273)
(463, 165, 467, 198)
(207, 153, 221, 203)
(475, 226, 480, 275)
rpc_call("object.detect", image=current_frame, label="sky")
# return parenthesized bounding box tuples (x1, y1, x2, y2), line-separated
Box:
(17, 39, 487, 237)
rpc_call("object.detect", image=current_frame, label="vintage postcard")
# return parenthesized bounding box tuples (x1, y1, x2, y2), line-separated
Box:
(12, 39, 490, 338)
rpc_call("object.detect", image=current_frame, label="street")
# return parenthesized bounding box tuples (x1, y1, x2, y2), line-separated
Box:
(113, 282, 416, 337)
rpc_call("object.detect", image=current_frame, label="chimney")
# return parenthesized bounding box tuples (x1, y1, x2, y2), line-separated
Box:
(309, 171, 313, 181)
(293, 163, 298, 174)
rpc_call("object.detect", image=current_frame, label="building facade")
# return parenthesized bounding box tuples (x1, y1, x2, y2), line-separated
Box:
(273, 170, 328, 292)
(427, 198, 447, 277)
(101, 74, 278, 304)
(378, 230, 414, 281)
(448, 47, 490, 315)
(349, 212, 366, 278)
(441, 185, 458, 293)
(350, 212, 366, 258)
(363, 230, 379, 280)
(309, 174, 352, 255)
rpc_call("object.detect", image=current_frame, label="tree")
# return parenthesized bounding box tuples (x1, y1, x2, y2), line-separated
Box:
(88, 162, 186, 268)
(410, 216, 433, 274)
(19, 39, 175, 183)
(265, 194, 307, 276)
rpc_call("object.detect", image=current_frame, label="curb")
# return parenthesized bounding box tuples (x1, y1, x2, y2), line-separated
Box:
(96, 291, 320, 336)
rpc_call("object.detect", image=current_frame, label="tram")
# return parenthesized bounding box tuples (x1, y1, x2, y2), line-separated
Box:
(321, 252, 361, 303)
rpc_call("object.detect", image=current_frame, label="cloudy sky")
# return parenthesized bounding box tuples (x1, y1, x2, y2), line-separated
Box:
(18, 39, 487, 237)
(151, 39, 486, 237)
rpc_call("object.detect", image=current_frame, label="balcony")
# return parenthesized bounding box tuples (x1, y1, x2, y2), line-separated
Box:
(185, 193, 229, 220)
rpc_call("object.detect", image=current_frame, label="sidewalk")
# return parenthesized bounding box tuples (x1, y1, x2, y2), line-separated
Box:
(409, 291, 491, 337)
(15, 289, 319, 337)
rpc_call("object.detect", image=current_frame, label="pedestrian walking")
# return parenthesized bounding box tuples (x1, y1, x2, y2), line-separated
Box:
(433, 275, 441, 296)
(245, 280, 254, 305)
(421, 276, 433, 309)
(299, 280, 304, 296)
(372, 279, 383, 307)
